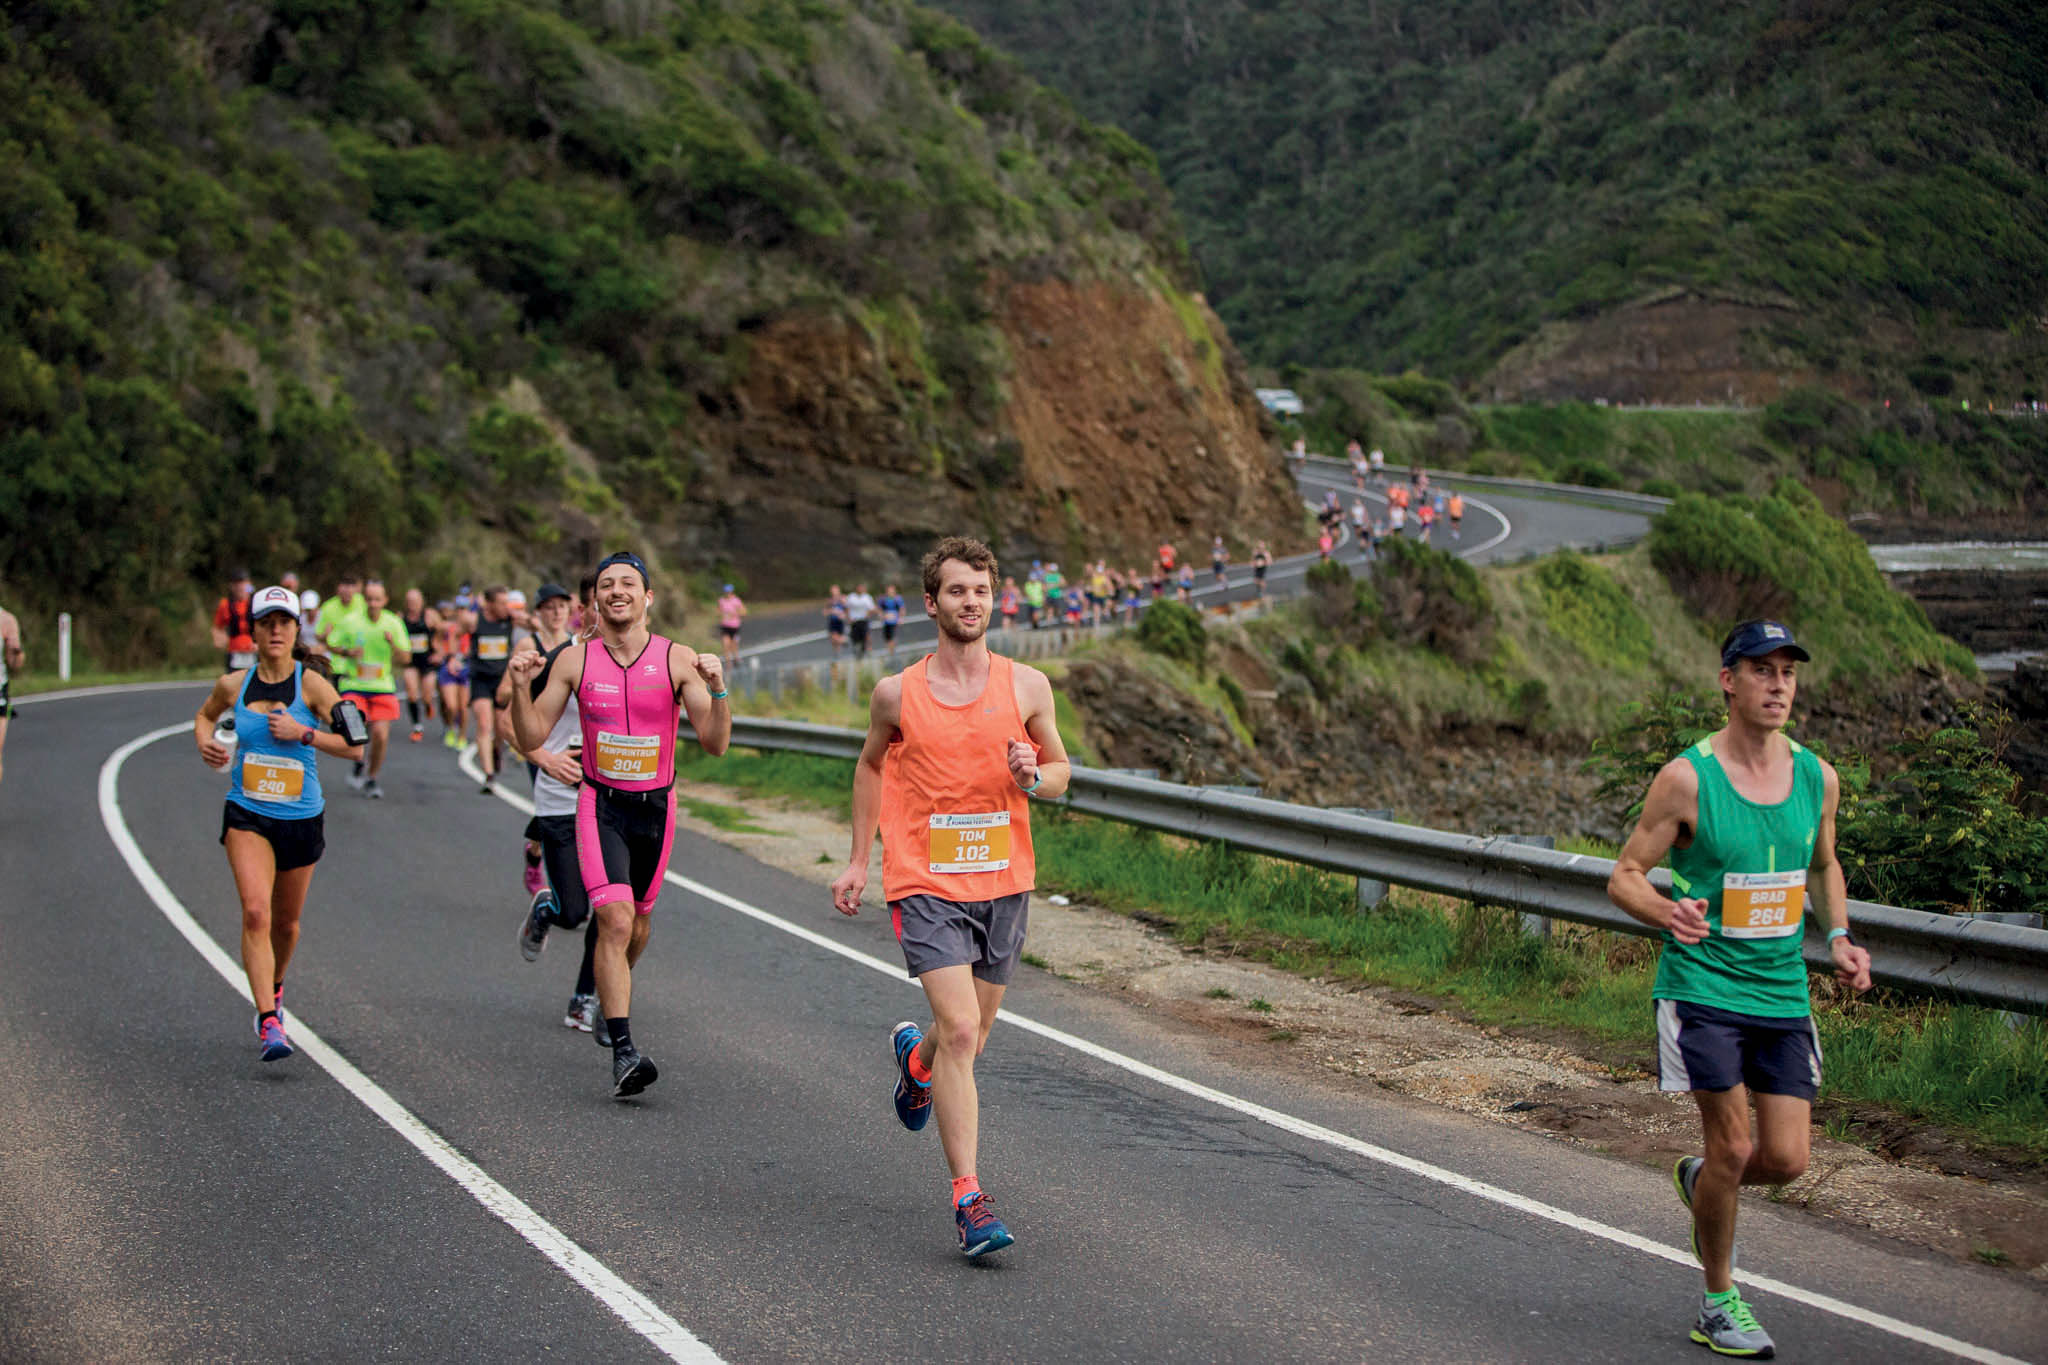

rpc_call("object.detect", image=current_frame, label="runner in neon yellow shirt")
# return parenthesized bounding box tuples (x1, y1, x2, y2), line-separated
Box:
(331, 579, 411, 799)
(315, 573, 369, 690)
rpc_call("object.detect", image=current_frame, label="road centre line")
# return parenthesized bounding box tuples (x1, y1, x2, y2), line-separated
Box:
(455, 747, 2025, 1365)
(99, 724, 725, 1365)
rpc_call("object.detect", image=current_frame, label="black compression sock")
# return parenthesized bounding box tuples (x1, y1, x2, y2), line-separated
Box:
(577, 924, 599, 997)
(407, 698, 421, 725)
(606, 1018, 632, 1052)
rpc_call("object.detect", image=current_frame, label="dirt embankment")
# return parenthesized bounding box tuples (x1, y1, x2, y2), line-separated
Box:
(1061, 651, 1633, 841)
(682, 275, 1302, 596)
(1480, 289, 2033, 408)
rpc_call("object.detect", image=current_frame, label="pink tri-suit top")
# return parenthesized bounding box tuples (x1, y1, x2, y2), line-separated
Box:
(576, 634, 681, 792)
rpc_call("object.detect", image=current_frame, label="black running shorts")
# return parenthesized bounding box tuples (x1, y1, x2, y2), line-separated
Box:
(221, 802, 326, 872)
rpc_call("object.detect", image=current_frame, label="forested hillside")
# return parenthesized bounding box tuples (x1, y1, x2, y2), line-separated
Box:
(934, 0, 2048, 400)
(0, 1, 1300, 664)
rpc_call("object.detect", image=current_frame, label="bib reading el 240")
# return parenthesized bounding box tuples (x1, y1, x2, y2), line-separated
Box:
(928, 812, 1011, 873)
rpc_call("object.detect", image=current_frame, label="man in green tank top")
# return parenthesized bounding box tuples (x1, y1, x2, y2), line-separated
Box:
(1609, 620, 1872, 1359)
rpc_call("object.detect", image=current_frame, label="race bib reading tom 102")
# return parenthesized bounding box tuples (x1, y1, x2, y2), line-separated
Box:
(928, 811, 1011, 873)
(1720, 870, 1806, 939)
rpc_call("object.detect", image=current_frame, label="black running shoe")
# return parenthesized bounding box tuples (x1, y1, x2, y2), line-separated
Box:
(520, 887, 554, 962)
(612, 1045, 658, 1097)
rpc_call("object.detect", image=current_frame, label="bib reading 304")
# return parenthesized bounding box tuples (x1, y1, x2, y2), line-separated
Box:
(928, 811, 1011, 873)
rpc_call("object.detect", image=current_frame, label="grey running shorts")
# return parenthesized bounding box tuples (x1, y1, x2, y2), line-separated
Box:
(890, 892, 1030, 984)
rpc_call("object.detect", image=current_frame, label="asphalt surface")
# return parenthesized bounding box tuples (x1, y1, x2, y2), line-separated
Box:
(3, 688, 2043, 1363)
(733, 461, 1650, 672)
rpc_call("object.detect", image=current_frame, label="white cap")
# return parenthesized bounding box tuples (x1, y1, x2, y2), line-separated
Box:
(506, 589, 528, 607)
(250, 586, 300, 621)
(300, 589, 321, 613)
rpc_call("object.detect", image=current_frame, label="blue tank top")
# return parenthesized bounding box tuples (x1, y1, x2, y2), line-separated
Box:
(226, 664, 325, 820)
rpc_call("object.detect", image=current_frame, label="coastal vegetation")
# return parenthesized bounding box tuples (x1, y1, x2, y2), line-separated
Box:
(934, 0, 2048, 393)
(1283, 373, 2048, 519)
(0, 0, 1204, 664)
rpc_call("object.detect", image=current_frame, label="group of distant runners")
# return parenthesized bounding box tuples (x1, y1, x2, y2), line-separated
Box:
(167, 534, 1873, 1315)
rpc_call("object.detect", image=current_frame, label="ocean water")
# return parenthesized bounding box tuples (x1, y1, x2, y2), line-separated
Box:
(1868, 541, 2048, 572)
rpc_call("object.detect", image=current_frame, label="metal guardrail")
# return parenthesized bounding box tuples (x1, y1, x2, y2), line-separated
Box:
(718, 717, 2048, 1015)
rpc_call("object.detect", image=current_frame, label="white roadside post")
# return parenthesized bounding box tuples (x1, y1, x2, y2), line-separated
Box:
(58, 612, 72, 681)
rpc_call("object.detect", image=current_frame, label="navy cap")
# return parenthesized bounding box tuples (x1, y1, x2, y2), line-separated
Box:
(534, 582, 571, 606)
(594, 551, 649, 586)
(1721, 620, 1811, 669)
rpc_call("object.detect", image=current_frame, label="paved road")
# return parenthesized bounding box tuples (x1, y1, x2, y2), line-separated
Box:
(2, 687, 2041, 1362)
(735, 463, 1651, 671)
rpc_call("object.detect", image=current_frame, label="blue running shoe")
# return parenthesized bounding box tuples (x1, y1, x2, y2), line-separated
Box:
(956, 1192, 1013, 1259)
(890, 1020, 932, 1131)
(256, 1014, 294, 1063)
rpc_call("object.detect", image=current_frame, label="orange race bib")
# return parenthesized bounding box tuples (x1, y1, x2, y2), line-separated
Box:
(1721, 870, 1805, 939)
(477, 635, 510, 660)
(241, 752, 306, 803)
(409, 633, 430, 653)
(593, 731, 661, 781)
(927, 812, 1011, 874)
(358, 660, 386, 682)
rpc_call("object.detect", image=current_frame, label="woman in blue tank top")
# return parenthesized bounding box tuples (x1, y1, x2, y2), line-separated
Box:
(194, 586, 363, 1063)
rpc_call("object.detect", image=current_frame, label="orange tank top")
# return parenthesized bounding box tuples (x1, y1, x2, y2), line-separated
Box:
(880, 653, 1037, 904)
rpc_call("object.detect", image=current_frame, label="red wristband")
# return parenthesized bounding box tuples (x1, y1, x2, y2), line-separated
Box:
(300, 728, 316, 745)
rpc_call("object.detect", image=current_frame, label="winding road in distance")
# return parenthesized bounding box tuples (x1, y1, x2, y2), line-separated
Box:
(735, 458, 1658, 671)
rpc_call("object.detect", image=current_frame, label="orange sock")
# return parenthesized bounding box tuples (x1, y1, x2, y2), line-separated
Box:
(951, 1175, 980, 1206)
(907, 1040, 933, 1086)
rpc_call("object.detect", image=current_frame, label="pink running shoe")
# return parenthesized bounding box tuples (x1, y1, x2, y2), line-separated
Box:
(522, 860, 546, 898)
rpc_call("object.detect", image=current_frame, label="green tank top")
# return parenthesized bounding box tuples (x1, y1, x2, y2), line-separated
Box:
(1653, 735, 1823, 1018)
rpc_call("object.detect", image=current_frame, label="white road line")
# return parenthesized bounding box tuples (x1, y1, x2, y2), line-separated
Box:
(16, 680, 212, 705)
(457, 749, 2027, 1365)
(99, 724, 725, 1365)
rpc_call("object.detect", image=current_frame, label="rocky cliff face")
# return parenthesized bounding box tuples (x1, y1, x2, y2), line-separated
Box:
(688, 277, 1299, 595)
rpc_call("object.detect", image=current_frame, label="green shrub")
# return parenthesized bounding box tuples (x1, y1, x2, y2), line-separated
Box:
(1363, 536, 1492, 664)
(1583, 689, 1726, 825)
(1553, 458, 1621, 489)
(1370, 370, 1463, 419)
(1837, 702, 2048, 916)
(1134, 598, 1206, 668)
(1532, 551, 1654, 673)
(1641, 477, 1681, 499)
(1647, 482, 1968, 689)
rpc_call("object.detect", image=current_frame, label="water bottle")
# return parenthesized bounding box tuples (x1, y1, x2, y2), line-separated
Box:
(211, 716, 238, 769)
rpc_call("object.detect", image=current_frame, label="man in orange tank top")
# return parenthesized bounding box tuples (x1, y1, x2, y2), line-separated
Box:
(831, 535, 1071, 1259)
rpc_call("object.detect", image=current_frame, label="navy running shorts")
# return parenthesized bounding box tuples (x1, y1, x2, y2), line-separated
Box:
(1656, 998, 1821, 1100)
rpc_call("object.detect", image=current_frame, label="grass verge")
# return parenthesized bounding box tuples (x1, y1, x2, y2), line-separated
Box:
(676, 745, 2048, 1162)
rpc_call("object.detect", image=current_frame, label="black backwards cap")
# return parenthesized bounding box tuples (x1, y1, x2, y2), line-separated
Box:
(1720, 620, 1811, 669)
(594, 550, 649, 587)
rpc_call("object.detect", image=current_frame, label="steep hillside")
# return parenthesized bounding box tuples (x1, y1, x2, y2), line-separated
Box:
(0, 1, 1299, 664)
(933, 0, 2048, 401)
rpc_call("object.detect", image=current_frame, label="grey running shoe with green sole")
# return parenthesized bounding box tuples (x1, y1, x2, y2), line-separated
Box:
(1674, 1155, 1738, 1270)
(1692, 1291, 1774, 1358)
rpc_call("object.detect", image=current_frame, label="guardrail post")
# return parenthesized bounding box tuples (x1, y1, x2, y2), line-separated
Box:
(1500, 834, 1556, 936)
(1336, 808, 1393, 909)
(58, 612, 72, 681)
